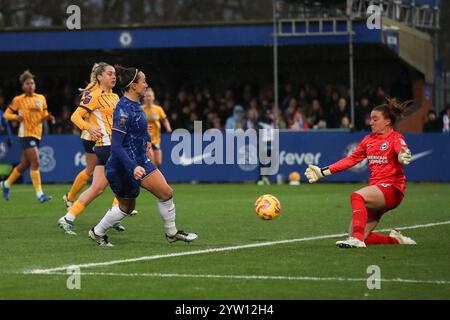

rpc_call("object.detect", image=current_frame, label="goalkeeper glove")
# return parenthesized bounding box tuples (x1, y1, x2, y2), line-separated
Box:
(398, 148, 412, 165)
(304, 165, 332, 183)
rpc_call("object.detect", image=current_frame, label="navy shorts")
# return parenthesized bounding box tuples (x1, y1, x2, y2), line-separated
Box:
(94, 146, 111, 166)
(106, 157, 157, 199)
(18, 137, 40, 150)
(82, 139, 96, 154)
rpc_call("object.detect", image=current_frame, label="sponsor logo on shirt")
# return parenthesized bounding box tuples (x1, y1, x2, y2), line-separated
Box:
(367, 155, 388, 164)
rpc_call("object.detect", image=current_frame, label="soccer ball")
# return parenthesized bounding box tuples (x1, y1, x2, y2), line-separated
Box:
(254, 194, 281, 220)
(289, 171, 301, 185)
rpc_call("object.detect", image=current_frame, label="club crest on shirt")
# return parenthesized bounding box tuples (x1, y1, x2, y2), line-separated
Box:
(118, 110, 129, 127)
(83, 95, 92, 104)
(380, 142, 389, 150)
(36, 101, 42, 108)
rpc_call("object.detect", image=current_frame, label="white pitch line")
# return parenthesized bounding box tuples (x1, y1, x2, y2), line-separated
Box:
(29, 271, 450, 285)
(25, 220, 450, 275)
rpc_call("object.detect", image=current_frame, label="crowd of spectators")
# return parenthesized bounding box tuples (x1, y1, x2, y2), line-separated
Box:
(1, 81, 449, 136)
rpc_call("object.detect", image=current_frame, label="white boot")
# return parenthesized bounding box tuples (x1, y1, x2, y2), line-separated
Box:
(336, 236, 367, 248)
(389, 229, 417, 245)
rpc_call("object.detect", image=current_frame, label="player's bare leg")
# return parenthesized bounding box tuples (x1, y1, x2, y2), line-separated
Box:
(147, 146, 154, 163)
(84, 153, 97, 176)
(355, 185, 386, 211)
(141, 170, 198, 243)
(16, 151, 30, 173)
(153, 149, 162, 169)
(76, 165, 109, 207)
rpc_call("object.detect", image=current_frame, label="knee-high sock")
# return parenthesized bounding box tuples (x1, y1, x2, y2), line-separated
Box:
(64, 200, 86, 221)
(351, 193, 368, 241)
(67, 169, 90, 202)
(5, 167, 22, 187)
(158, 197, 177, 236)
(365, 232, 399, 245)
(94, 206, 128, 236)
(30, 169, 43, 197)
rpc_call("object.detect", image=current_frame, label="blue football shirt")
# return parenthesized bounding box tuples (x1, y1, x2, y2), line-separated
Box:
(111, 96, 151, 168)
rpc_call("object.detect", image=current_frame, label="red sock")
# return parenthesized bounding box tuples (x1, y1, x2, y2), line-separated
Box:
(365, 232, 399, 245)
(351, 193, 368, 241)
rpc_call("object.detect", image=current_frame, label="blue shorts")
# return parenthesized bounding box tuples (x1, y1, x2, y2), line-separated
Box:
(106, 157, 157, 199)
(19, 137, 40, 150)
(82, 139, 96, 154)
(94, 146, 111, 166)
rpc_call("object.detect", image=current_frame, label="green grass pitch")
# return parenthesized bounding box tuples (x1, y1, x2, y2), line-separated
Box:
(0, 182, 449, 299)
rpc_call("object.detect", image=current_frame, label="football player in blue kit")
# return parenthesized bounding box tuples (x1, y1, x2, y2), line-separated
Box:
(89, 65, 198, 246)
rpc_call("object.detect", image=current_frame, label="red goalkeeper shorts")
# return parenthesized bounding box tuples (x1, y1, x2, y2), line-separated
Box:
(368, 183, 404, 219)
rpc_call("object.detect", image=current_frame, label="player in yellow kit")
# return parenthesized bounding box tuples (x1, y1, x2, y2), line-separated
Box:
(62, 64, 100, 209)
(1, 70, 55, 203)
(57, 62, 125, 235)
(62, 63, 137, 221)
(142, 87, 172, 168)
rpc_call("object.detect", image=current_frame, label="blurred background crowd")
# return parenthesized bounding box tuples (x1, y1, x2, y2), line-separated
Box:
(1, 80, 448, 137)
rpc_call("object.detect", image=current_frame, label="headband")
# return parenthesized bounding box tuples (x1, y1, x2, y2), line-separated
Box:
(125, 69, 139, 88)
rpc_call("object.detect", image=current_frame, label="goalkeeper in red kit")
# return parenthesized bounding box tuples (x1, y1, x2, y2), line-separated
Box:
(305, 97, 417, 248)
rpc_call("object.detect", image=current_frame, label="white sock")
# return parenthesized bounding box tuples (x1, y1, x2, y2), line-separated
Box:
(94, 206, 128, 236)
(64, 213, 76, 222)
(3, 181, 10, 188)
(36, 191, 44, 198)
(157, 198, 177, 236)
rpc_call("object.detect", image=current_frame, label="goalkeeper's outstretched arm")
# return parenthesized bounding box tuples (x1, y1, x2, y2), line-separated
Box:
(305, 137, 369, 183)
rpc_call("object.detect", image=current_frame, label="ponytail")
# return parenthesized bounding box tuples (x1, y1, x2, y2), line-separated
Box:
(373, 97, 415, 126)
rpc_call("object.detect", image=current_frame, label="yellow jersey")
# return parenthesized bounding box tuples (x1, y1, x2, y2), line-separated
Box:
(79, 88, 119, 147)
(142, 104, 167, 145)
(79, 82, 98, 142)
(6, 93, 49, 140)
